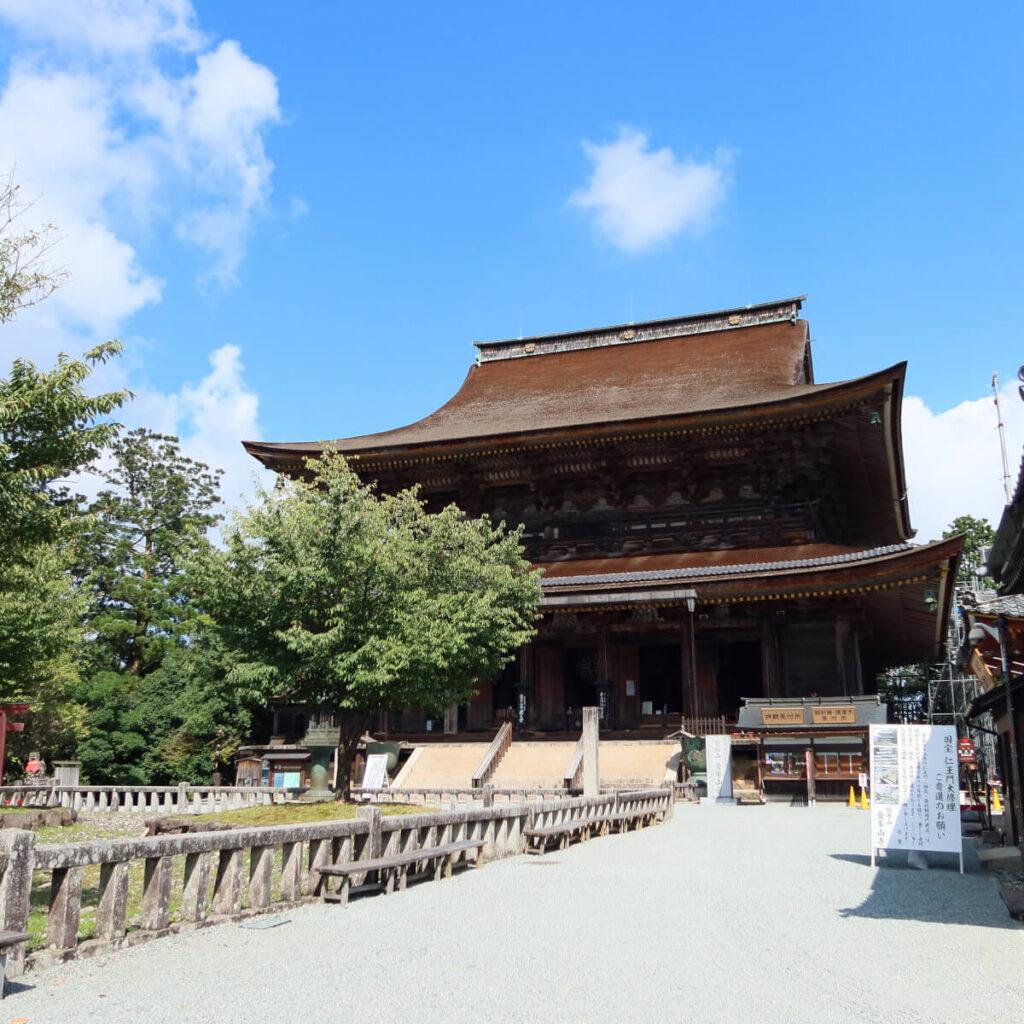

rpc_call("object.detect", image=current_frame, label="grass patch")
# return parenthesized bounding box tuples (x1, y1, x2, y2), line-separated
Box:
(26, 800, 428, 951)
(191, 801, 424, 828)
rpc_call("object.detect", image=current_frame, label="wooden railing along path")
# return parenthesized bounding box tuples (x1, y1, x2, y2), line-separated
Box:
(0, 788, 673, 978)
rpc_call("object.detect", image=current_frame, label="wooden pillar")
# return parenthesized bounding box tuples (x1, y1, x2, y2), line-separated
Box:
(761, 616, 780, 698)
(835, 615, 850, 697)
(680, 613, 700, 719)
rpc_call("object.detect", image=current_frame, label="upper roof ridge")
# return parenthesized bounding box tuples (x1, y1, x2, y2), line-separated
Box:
(474, 295, 805, 363)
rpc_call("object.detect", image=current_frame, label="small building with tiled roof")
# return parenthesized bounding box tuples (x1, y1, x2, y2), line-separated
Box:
(246, 296, 962, 740)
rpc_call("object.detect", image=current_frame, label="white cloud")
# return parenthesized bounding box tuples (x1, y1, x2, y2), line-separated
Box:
(569, 127, 733, 253)
(903, 380, 1024, 543)
(0, 1, 280, 512)
(0, 1, 280, 315)
(0, 0, 203, 57)
(133, 344, 270, 511)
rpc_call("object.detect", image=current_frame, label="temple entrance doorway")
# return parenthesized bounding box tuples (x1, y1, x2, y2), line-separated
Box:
(716, 640, 763, 718)
(563, 647, 599, 716)
(638, 642, 683, 718)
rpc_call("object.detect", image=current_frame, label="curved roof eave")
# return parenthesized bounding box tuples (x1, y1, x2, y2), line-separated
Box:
(243, 361, 907, 463)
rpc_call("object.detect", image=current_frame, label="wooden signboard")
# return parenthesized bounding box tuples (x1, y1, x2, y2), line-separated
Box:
(811, 706, 856, 725)
(762, 708, 804, 726)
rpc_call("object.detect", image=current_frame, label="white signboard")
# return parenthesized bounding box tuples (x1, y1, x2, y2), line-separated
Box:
(704, 735, 733, 803)
(869, 724, 962, 870)
(361, 753, 389, 791)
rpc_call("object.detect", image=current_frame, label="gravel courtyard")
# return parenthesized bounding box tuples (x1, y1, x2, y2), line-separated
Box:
(7, 804, 1022, 1024)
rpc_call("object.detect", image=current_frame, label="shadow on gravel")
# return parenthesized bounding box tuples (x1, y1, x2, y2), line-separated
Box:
(833, 847, 1020, 929)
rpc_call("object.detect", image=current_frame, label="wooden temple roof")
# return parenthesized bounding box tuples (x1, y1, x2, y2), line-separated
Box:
(245, 296, 894, 462)
(988, 450, 1024, 593)
(244, 296, 913, 541)
(538, 537, 963, 667)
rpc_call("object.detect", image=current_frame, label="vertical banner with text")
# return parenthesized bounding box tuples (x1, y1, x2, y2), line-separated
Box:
(704, 735, 733, 803)
(869, 724, 961, 867)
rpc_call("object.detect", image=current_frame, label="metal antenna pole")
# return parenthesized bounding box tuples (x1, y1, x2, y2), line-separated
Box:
(993, 372, 1012, 503)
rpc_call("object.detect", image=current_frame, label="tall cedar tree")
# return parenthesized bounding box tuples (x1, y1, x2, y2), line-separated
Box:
(80, 428, 221, 677)
(75, 430, 252, 784)
(199, 454, 541, 796)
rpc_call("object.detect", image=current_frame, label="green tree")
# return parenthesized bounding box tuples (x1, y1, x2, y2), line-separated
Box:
(0, 186, 127, 762)
(76, 636, 251, 785)
(79, 428, 221, 676)
(73, 429, 247, 784)
(944, 514, 996, 584)
(0, 172, 66, 324)
(199, 454, 541, 796)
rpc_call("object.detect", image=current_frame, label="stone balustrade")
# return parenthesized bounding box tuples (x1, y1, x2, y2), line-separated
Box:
(352, 785, 577, 806)
(0, 787, 673, 978)
(0, 783, 298, 815)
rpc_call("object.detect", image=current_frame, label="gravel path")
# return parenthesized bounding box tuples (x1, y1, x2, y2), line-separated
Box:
(7, 804, 1023, 1024)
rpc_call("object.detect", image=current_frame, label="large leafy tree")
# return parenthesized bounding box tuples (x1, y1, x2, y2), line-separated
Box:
(199, 454, 541, 796)
(79, 428, 221, 676)
(0, 180, 127, 764)
(944, 514, 995, 584)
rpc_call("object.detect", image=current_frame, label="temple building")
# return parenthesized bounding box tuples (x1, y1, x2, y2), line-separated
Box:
(244, 296, 961, 745)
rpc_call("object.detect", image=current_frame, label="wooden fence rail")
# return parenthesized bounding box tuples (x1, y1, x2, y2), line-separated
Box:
(0, 788, 673, 978)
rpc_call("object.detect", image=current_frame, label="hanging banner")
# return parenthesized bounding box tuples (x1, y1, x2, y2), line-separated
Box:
(868, 724, 962, 867)
(704, 735, 733, 802)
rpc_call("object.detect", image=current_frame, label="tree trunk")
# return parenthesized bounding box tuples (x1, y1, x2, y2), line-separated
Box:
(334, 710, 371, 801)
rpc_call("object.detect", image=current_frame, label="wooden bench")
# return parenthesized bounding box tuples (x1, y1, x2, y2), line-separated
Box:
(524, 818, 598, 854)
(319, 839, 485, 904)
(0, 930, 30, 998)
(525, 808, 661, 853)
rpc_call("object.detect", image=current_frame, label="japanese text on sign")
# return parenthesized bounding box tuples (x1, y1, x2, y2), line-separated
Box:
(868, 724, 961, 855)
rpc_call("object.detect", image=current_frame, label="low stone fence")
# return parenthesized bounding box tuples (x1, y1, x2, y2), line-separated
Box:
(0, 784, 299, 815)
(353, 785, 576, 806)
(0, 787, 672, 977)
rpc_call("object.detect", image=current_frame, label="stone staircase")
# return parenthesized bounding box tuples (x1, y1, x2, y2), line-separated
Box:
(396, 743, 488, 789)
(394, 738, 679, 791)
(490, 742, 577, 789)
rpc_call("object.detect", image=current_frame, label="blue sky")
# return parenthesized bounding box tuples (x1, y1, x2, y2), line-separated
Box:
(0, 2, 1022, 540)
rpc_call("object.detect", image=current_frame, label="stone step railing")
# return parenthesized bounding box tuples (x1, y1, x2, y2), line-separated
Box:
(471, 721, 513, 788)
(0, 783, 302, 815)
(563, 737, 585, 790)
(0, 788, 673, 977)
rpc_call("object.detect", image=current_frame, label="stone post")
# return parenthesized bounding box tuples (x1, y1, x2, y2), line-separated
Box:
(443, 704, 458, 735)
(482, 784, 495, 808)
(177, 781, 189, 813)
(357, 806, 383, 860)
(582, 706, 600, 798)
(0, 829, 34, 977)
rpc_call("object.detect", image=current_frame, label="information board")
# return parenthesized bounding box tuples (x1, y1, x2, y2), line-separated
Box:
(704, 735, 733, 802)
(361, 753, 389, 791)
(868, 724, 962, 869)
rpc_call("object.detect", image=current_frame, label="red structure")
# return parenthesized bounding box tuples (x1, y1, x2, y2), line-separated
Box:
(0, 704, 29, 786)
(245, 297, 962, 737)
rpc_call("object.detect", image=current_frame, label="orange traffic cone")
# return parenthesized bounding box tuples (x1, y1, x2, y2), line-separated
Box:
(860, 787, 869, 810)
(848, 786, 856, 809)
